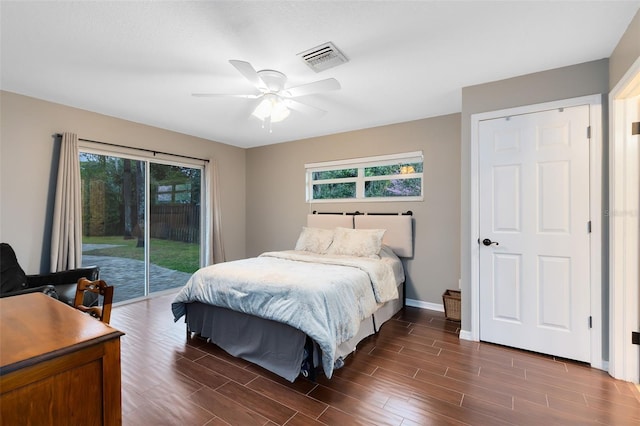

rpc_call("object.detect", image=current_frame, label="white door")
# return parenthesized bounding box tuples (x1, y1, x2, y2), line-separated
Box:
(478, 105, 591, 362)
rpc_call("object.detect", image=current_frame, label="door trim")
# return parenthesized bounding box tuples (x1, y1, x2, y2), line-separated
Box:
(609, 56, 640, 382)
(466, 94, 604, 370)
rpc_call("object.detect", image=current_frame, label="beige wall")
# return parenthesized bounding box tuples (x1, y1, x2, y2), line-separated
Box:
(0, 91, 246, 273)
(246, 114, 461, 304)
(460, 59, 610, 333)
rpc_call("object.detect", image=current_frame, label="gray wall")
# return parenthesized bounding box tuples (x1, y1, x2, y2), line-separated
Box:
(246, 114, 461, 304)
(609, 9, 640, 90)
(0, 91, 247, 273)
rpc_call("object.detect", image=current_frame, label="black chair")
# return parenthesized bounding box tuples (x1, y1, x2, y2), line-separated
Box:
(0, 242, 100, 306)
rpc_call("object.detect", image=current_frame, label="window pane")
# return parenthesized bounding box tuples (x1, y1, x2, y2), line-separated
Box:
(313, 182, 356, 199)
(365, 162, 423, 177)
(149, 164, 201, 294)
(313, 168, 357, 180)
(174, 192, 190, 203)
(365, 178, 422, 197)
(80, 153, 147, 303)
(157, 193, 172, 203)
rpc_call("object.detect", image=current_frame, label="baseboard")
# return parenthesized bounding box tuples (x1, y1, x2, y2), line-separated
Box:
(405, 298, 444, 312)
(459, 330, 475, 341)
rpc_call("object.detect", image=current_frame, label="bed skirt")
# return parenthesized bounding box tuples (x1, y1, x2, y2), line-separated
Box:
(184, 282, 404, 382)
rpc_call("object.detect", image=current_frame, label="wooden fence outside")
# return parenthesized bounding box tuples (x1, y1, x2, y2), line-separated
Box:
(150, 204, 200, 244)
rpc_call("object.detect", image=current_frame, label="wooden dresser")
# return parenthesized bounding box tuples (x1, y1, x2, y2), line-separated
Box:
(0, 292, 124, 425)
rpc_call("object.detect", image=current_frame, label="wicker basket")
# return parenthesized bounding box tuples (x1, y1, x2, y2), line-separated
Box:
(442, 289, 461, 321)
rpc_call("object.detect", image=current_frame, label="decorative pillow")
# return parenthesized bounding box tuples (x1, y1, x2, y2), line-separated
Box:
(326, 227, 386, 258)
(294, 227, 335, 254)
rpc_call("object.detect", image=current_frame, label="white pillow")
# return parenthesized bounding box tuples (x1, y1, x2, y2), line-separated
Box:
(378, 244, 398, 259)
(294, 227, 335, 254)
(326, 227, 386, 258)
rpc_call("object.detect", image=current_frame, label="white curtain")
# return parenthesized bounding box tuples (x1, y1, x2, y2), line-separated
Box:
(50, 132, 83, 271)
(204, 159, 226, 265)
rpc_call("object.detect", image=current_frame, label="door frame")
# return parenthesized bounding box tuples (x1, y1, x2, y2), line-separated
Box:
(609, 56, 640, 382)
(466, 94, 604, 370)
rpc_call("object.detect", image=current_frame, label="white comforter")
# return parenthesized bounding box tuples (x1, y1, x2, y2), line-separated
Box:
(172, 250, 400, 378)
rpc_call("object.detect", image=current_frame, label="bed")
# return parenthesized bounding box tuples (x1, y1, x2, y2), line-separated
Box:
(171, 212, 413, 382)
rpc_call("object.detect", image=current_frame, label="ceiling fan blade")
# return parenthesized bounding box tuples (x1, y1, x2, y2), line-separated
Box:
(229, 60, 265, 89)
(283, 99, 327, 118)
(283, 78, 341, 98)
(192, 93, 260, 99)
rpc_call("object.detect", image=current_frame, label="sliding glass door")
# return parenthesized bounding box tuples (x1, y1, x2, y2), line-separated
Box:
(79, 152, 202, 303)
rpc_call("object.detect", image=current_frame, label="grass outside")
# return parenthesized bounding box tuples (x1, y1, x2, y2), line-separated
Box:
(82, 235, 200, 273)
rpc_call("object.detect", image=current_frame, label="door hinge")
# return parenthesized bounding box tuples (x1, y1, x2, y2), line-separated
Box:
(588, 221, 592, 233)
(589, 316, 593, 329)
(632, 332, 640, 345)
(587, 126, 591, 139)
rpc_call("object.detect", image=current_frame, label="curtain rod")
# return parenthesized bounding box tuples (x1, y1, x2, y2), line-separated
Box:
(53, 133, 209, 163)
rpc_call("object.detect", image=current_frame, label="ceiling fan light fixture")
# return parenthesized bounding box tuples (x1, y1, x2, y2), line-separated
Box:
(251, 98, 272, 120)
(270, 100, 290, 123)
(252, 94, 290, 123)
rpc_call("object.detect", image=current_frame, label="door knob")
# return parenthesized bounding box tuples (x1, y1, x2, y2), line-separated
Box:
(482, 238, 499, 246)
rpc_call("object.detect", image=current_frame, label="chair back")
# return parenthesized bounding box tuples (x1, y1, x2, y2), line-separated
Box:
(73, 278, 114, 324)
(0, 243, 28, 295)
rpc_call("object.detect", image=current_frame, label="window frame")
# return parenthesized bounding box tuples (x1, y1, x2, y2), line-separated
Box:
(305, 151, 424, 203)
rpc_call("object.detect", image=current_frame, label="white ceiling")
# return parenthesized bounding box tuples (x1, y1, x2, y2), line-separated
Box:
(1, 1, 638, 149)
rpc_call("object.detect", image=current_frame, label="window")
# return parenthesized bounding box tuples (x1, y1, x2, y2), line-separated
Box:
(156, 183, 193, 204)
(306, 151, 423, 202)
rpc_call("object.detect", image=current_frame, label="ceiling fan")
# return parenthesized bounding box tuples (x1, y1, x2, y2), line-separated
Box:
(192, 60, 341, 126)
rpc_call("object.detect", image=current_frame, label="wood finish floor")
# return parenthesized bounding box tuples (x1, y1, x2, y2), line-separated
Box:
(111, 292, 640, 425)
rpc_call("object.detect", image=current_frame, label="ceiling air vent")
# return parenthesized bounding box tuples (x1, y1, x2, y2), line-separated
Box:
(298, 42, 348, 73)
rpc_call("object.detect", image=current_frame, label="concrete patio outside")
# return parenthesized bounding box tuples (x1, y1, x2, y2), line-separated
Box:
(82, 244, 192, 303)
